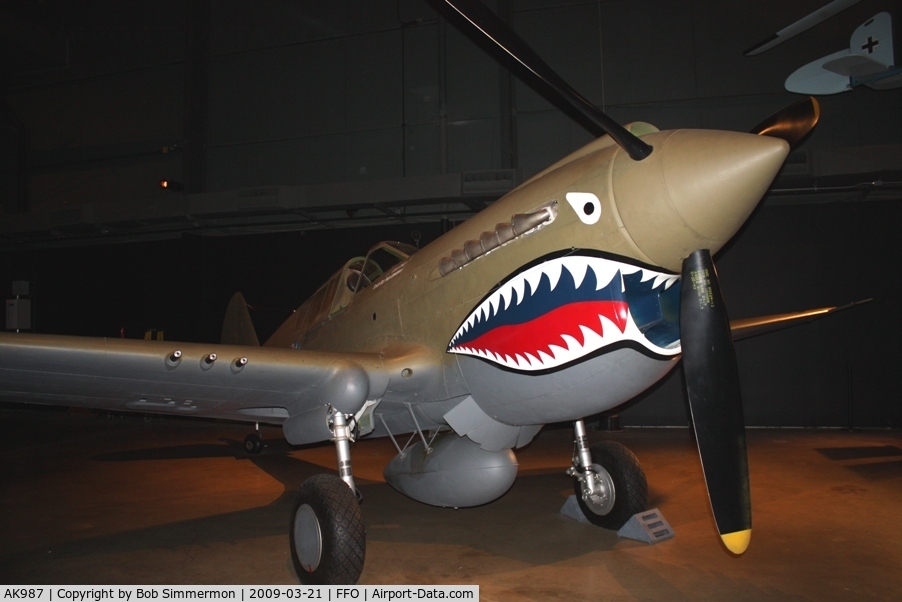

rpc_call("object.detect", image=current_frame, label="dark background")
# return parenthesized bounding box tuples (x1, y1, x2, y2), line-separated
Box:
(2, 1, 900, 428)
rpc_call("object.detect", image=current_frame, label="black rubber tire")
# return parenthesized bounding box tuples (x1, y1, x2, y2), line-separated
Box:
(290, 474, 365, 585)
(574, 440, 647, 529)
(244, 433, 263, 454)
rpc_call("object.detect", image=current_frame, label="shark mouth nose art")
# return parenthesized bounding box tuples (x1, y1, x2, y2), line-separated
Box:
(448, 252, 683, 372)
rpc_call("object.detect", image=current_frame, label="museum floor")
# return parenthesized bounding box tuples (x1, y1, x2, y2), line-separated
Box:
(1, 407, 900, 600)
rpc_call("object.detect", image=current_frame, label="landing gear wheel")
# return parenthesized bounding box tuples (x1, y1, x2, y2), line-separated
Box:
(574, 440, 647, 529)
(290, 474, 365, 585)
(244, 433, 263, 454)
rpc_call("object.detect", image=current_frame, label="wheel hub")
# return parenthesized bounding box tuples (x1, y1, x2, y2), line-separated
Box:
(580, 463, 615, 516)
(293, 503, 322, 572)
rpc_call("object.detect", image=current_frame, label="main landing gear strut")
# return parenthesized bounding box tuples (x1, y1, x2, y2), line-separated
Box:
(567, 418, 648, 529)
(290, 409, 366, 585)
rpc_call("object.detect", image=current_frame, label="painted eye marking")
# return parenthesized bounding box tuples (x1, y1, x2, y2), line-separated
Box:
(566, 192, 601, 225)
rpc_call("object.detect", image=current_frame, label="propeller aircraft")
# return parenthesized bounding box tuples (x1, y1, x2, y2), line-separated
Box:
(0, 0, 836, 585)
(745, 0, 901, 94)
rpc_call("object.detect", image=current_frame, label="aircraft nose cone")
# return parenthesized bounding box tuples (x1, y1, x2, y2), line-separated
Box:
(661, 130, 790, 242)
(613, 130, 790, 272)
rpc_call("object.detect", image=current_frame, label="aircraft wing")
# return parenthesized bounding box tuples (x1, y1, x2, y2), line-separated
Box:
(743, 0, 861, 56)
(782, 12, 895, 94)
(730, 299, 871, 341)
(0, 332, 415, 445)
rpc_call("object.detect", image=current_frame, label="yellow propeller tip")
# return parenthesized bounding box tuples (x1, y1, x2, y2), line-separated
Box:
(721, 529, 752, 555)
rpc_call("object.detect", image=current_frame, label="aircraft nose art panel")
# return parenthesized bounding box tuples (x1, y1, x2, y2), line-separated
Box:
(447, 252, 681, 372)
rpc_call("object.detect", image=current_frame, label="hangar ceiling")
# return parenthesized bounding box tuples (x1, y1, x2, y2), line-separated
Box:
(1, 0, 900, 248)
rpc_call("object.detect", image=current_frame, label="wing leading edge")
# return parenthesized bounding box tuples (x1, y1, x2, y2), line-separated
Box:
(0, 333, 434, 445)
(729, 299, 871, 341)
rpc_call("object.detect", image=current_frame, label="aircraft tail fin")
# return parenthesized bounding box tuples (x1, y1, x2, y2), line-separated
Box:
(221, 292, 261, 346)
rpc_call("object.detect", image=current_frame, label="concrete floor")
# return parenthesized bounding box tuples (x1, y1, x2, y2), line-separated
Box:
(1, 407, 900, 600)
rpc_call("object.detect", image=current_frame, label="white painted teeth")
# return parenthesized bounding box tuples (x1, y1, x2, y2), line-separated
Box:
(488, 296, 500, 318)
(589, 261, 619, 292)
(568, 257, 590, 289)
(544, 260, 563, 291)
(647, 273, 678, 291)
(523, 267, 544, 297)
(449, 255, 683, 367)
(510, 278, 525, 308)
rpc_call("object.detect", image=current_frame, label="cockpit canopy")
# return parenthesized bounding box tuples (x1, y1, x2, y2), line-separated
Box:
(293, 241, 418, 338)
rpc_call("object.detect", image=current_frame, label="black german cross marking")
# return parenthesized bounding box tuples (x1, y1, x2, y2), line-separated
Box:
(861, 36, 879, 54)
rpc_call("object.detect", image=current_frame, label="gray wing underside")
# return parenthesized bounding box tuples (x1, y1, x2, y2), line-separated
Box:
(0, 333, 403, 442)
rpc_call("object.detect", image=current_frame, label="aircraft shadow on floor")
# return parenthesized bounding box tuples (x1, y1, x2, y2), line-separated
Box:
(815, 445, 902, 480)
(5, 436, 666, 570)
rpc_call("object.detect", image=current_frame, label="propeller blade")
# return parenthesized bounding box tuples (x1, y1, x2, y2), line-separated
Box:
(428, 0, 652, 161)
(680, 249, 751, 555)
(751, 97, 820, 147)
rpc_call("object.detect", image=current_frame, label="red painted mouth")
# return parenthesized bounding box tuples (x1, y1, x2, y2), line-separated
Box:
(453, 300, 628, 365)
